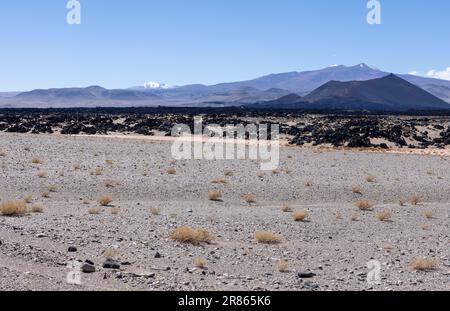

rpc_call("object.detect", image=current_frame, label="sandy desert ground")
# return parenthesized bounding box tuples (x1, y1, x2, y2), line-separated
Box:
(0, 132, 449, 291)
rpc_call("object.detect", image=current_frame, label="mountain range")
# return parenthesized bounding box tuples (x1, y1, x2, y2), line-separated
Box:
(1, 63, 450, 111)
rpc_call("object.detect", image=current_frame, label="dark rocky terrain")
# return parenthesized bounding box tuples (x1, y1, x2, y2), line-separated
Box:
(0, 108, 449, 150)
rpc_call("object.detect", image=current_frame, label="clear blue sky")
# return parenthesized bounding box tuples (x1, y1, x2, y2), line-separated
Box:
(0, 0, 449, 91)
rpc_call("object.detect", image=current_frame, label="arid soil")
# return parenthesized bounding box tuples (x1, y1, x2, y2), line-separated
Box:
(0, 132, 449, 291)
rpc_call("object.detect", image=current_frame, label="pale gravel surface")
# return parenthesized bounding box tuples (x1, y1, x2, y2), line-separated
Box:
(0, 133, 449, 291)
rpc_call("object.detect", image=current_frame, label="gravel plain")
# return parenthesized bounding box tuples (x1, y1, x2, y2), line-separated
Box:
(0, 132, 449, 291)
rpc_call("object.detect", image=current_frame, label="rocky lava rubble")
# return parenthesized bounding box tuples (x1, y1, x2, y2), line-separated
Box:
(0, 109, 449, 149)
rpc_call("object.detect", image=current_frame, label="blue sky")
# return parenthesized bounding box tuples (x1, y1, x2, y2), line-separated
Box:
(0, 0, 449, 91)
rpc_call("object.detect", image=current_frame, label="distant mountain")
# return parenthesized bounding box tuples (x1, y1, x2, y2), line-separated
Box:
(258, 74, 450, 111)
(2, 64, 450, 108)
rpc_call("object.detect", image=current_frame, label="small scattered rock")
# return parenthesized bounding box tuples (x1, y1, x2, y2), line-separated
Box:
(298, 271, 316, 279)
(81, 263, 96, 273)
(68, 246, 77, 252)
(103, 259, 121, 270)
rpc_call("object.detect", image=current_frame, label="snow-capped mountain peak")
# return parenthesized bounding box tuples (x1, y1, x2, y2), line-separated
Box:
(143, 81, 174, 89)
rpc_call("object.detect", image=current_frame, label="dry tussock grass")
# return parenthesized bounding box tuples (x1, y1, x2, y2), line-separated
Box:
(254, 231, 281, 244)
(0, 150, 6, 157)
(111, 207, 120, 215)
(150, 207, 161, 215)
(98, 196, 113, 206)
(36, 171, 47, 178)
(351, 213, 359, 221)
(352, 186, 363, 195)
(277, 260, 289, 272)
(410, 258, 438, 271)
(256, 172, 265, 178)
(411, 196, 421, 206)
(335, 212, 342, 220)
(224, 170, 233, 177)
(399, 199, 406, 206)
(41, 191, 50, 198)
(88, 207, 100, 215)
(194, 258, 207, 269)
(356, 200, 373, 210)
(243, 194, 256, 204)
(420, 224, 430, 231)
(281, 204, 292, 213)
(377, 210, 392, 222)
(366, 175, 376, 182)
(23, 195, 33, 204)
(32, 157, 43, 164)
(211, 178, 227, 184)
(0, 200, 28, 216)
(424, 210, 434, 219)
(208, 191, 222, 201)
(167, 168, 177, 175)
(292, 210, 310, 222)
(170, 227, 214, 245)
(91, 167, 103, 176)
(47, 185, 58, 193)
(31, 203, 44, 213)
(104, 179, 118, 188)
(105, 160, 114, 165)
(304, 181, 312, 187)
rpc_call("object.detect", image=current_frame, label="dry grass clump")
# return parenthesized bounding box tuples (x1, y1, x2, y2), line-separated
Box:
(23, 195, 33, 204)
(98, 196, 113, 206)
(399, 199, 406, 206)
(111, 207, 120, 215)
(167, 168, 177, 175)
(88, 207, 100, 215)
(0, 200, 28, 216)
(91, 167, 103, 176)
(352, 186, 363, 195)
(0, 150, 6, 157)
(277, 260, 289, 272)
(150, 207, 161, 215)
(105, 159, 114, 165)
(356, 200, 373, 210)
(224, 170, 233, 177)
(335, 212, 342, 220)
(424, 210, 434, 219)
(32, 157, 43, 164)
(351, 213, 359, 221)
(420, 224, 430, 231)
(243, 194, 256, 204)
(104, 179, 118, 188)
(36, 171, 47, 178)
(292, 210, 310, 222)
(254, 231, 281, 244)
(102, 249, 117, 259)
(47, 185, 58, 193)
(41, 191, 50, 198)
(304, 181, 313, 187)
(281, 204, 292, 213)
(208, 191, 222, 201)
(411, 196, 422, 206)
(170, 227, 214, 245)
(256, 171, 265, 178)
(211, 178, 227, 184)
(410, 258, 438, 271)
(194, 258, 207, 269)
(377, 210, 392, 222)
(73, 164, 81, 171)
(31, 203, 44, 213)
(366, 175, 376, 183)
